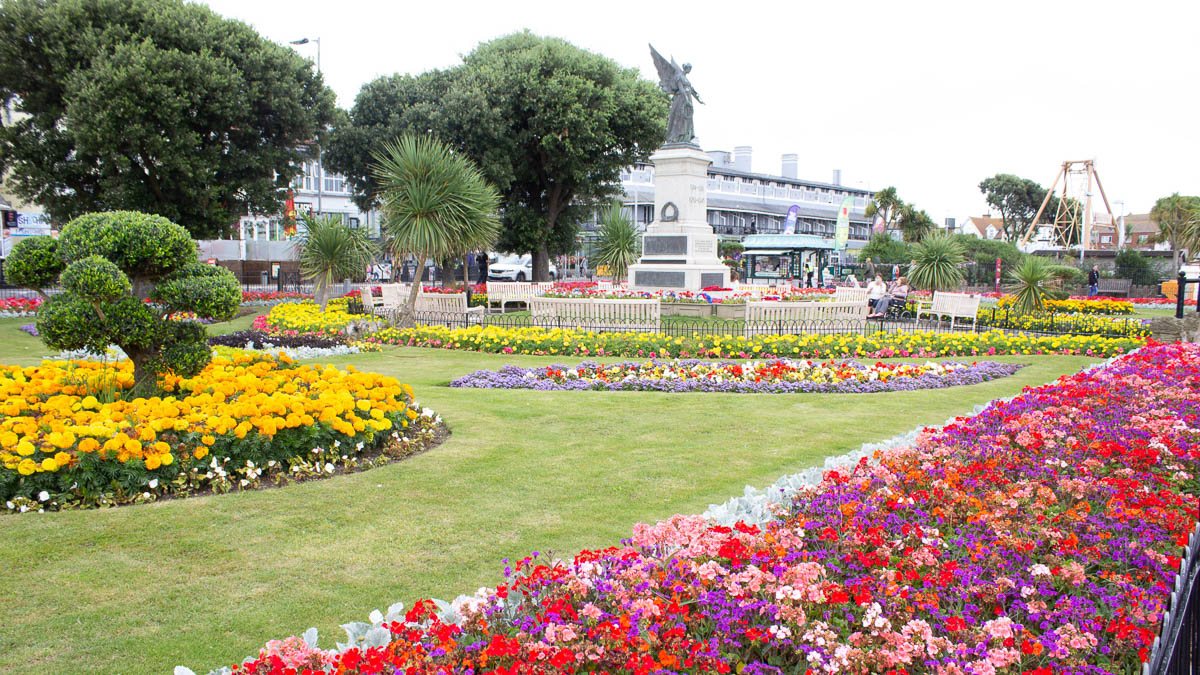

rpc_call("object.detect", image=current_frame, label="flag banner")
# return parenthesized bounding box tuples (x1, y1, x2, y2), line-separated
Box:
(835, 197, 853, 250)
(782, 205, 799, 234)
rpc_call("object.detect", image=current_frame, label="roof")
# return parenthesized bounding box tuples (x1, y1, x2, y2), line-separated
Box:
(706, 165, 873, 196)
(964, 216, 1003, 236)
(742, 234, 835, 251)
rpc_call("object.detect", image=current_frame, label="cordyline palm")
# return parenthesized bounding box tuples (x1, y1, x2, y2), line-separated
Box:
(1005, 256, 1075, 315)
(295, 213, 377, 310)
(865, 186, 903, 231)
(373, 134, 500, 323)
(907, 234, 965, 292)
(897, 204, 934, 242)
(1150, 193, 1200, 272)
(594, 202, 639, 282)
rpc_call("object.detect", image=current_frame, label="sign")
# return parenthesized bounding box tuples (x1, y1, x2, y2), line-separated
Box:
(295, 202, 313, 216)
(205, 258, 217, 266)
(4, 211, 51, 232)
(271, 263, 281, 279)
(782, 205, 799, 234)
(872, 213, 886, 234)
(994, 257, 1002, 294)
(835, 197, 853, 250)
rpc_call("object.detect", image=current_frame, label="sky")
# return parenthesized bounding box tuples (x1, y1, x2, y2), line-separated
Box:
(198, 0, 1199, 223)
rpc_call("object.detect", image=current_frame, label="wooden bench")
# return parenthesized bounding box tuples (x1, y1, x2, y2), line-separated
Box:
(915, 291, 981, 330)
(359, 287, 385, 316)
(414, 292, 484, 325)
(1096, 278, 1133, 297)
(832, 286, 870, 303)
(530, 297, 660, 331)
(744, 300, 868, 334)
(486, 281, 554, 313)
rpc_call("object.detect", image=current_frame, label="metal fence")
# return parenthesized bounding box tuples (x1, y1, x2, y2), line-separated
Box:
(977, 307, 1146, 337)
(1144, 522, 1200, 675)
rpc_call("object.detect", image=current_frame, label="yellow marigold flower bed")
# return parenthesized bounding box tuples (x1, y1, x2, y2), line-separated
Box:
(260, 299, 359, 335)
(364, 324, 1144, 359)
(0, 352, 441, 512)
(995, 296, 1134, 315)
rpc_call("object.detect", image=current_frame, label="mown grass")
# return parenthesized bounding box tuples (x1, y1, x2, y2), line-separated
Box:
(0, 315, 1102, 674)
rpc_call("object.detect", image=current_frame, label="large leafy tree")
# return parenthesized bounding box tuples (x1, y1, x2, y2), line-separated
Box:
(4, 211, 239, 396)
(1150, 193, 1200, 272)
(978, 174, 1051, 242)
(327, 31, 667, 281)
(374, 134, 500, 322)
(0, 0, 336, 238)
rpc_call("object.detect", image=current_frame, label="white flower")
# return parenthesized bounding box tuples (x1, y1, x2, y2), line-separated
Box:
(37, 491, 49, 502)
(324, 462, 335, 473)
(142, 492, 151, 499)
(148, 479, 159, 489)
(5, 501, 13, 509)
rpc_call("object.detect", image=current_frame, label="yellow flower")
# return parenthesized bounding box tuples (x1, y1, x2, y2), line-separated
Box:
(17, 458, 36, 475)
(40, 457, 58, 472)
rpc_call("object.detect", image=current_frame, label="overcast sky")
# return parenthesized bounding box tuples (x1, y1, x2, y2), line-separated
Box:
(200, 0, 1198, 222)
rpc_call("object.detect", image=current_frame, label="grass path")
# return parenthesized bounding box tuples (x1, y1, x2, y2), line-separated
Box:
(0, 317, 1101, 673)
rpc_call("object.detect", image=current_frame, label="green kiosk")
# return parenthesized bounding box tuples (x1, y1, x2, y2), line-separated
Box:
(740, 234, 835, 286)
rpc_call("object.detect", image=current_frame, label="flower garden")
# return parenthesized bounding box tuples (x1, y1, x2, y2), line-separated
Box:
(451, 358, 1024, 393)
(183, 341, 1199, 675)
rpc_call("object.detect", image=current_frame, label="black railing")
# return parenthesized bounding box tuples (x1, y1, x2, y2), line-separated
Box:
(1145, 523, 1199, 675)
(978, 307, 1147, 337)
(1175, 271, 1200, 319)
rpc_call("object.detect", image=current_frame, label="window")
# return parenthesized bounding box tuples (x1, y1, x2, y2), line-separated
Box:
(1100, 235, 1112, 244)
(1138, 235, 1149, 243)
(324, 174, 345, 194)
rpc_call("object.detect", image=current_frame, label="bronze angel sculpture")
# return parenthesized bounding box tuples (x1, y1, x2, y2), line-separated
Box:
(649, 44, 703, 146)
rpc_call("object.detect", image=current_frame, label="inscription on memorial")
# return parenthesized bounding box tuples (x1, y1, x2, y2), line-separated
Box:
(643, 235, 689, 256)
(701, 272, 725, 288)
(634, 270, 687, 288)
(693, 239, 714, 254)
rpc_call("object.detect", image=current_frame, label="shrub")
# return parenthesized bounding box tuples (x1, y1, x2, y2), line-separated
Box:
(907, 234, 965, 291)
(3, 236, 63, 295)
(1114, 249, 1160, 286)
(12, 211, 241, 396)
(856, 233, 912, 264)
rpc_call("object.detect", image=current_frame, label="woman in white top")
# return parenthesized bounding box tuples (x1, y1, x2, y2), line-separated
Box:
(866, 275, 887, 311)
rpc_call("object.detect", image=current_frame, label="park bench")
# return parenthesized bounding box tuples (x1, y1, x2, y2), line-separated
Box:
(359, 287, 385, 316)
(1096, 278, 1133, 297)
(744, 300, 868, 334)
(414, 292, 484, 326)
(530, 296, 660, 331)
(486, 281, 554, 313)
(832, 286, 870, 303)
(914, 291, 981, 330)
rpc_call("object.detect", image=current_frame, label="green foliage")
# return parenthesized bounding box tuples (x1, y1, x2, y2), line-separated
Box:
(60, 255, 131, 302)
(374, 134, 500, 314)
(978, 174, 1050, 241)
(0, 0, 336, 238)
(3, 236, 63, 293)
(328, 31, 667, 281)
(151, 263, 240, 320)
(865, 186, 903, 230)
(1049, 264, 1085, 288)
(897, 205, 935, 242)
(907, 235, 966, 292)
(1113, 249, 1160, 286)
(594, 203, 640, 282)
(857, 234, 912, 265)
(952, 234, 1024, 271)
(1150, 193, 1200, 271)
(295, 215, 378, 310)
(12, 210, 233, 395)
(718, 241, 745, 259)
(1005, 256, 1068, 314)
(57, 211, 196, 280)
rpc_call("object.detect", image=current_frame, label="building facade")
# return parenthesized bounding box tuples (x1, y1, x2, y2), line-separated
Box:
(586, 147, 874, 261)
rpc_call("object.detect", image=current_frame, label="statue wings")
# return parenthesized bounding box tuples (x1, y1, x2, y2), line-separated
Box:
(648, 44, 681, 91)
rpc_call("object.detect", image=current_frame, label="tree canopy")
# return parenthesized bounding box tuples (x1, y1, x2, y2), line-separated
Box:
(1150, 193, 1200, 272)
(0, 0, 336, 238)
(978, 174, 1051, 242)
(327, 31, 667, 281)
(864, 187, 903, 232)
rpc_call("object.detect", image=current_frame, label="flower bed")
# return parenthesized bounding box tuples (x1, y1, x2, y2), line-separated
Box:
(365, 324, 1144, 359)
(258, 300, 359, 335)
(976, 311, 1151, 337)
(999, 296, 1133, 315)
(1119, 296, 1195, 306)
(0, 296, 43, 317)
(241, 290, 312, 306)
(193, 342, 1200, 675)
(451, 358, 1024, 393)
(0, 352, 441, 511)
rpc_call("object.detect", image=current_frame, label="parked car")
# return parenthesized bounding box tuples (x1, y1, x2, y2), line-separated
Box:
(488, 254, 557, 282)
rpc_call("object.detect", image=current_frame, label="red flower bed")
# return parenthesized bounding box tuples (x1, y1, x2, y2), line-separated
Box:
(202, 343, 1200, 675)
(0, 297, 42, 313)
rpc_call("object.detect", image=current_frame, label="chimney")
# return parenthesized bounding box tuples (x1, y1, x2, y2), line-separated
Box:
(781, 154, 798, 179)
(707, 150, 732, 168)
(831, 169, 842, 186)
(733, 146, 752, 173)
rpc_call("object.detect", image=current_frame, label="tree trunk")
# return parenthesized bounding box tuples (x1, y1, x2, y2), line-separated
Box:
(395, 251, 426, 328)
(531, 243, 551, 282)
(126, 349, 158, 400)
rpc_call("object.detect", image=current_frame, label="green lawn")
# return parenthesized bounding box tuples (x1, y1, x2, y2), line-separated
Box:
(0, 316, 1102, 674)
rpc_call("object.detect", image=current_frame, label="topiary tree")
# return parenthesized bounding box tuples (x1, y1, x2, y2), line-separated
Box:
(4, 211, 239, 396)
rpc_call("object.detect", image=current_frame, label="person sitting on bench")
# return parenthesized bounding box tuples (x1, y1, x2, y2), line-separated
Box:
(870, 276, 911, 319)
(866, 275, 887, 312)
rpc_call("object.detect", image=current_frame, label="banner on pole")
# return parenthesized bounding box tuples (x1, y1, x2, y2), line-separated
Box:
(782, 205, 799, 234)
(835, 197, 853, 250)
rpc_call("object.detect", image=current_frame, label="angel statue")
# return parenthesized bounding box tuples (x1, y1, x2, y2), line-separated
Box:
(649, 44, 703, 146)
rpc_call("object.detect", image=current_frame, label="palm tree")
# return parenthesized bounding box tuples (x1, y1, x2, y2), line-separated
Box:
(998, 253, 1075, 314)
(865, 186, 903, 232)
(1150, 193, 1200, 273)
(896, 204, 935, 242)
(594, 202, 640, 282)
(373, 134, 500, 323)
(295, 214, 377, 310)
(907, 234, 965, 292)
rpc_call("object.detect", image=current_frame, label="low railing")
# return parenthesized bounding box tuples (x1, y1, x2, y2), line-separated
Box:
(977, 307, 1148, 337)
(1144, 522, 1199, 675)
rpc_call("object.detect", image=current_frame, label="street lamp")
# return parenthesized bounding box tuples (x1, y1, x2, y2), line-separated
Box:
(290, 37, 323, 216)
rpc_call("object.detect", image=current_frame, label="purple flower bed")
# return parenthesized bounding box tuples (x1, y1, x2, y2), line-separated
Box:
(19, 323, 38, 337)
(450, 358, 1025, 394)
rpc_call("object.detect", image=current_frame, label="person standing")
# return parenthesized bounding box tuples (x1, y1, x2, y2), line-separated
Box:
(804, 261, 815, 288)
(478, 251, 489, 284)
(1088, 265, 1100, 296)
(864, 257, 876, 280)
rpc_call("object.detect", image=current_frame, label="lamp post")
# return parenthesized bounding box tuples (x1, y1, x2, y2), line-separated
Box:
(290, 37, 323, 216)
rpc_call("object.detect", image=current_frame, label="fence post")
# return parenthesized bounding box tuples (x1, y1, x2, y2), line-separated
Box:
(1177, 271, 1187, 320)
